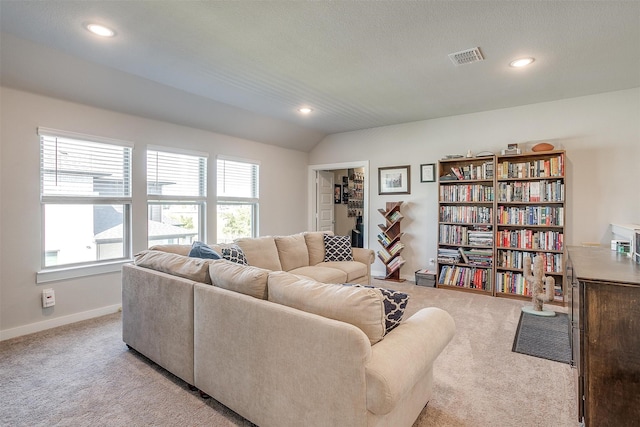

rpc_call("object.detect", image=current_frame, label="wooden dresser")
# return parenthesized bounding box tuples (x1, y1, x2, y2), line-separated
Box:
(566, 246, 640, 427)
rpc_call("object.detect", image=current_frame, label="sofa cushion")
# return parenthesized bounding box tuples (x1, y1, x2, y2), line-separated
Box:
(267, 271, 388, 345)
(134, 250, 212, 284)
(316, 261, 368, 283)
(234, 236, 282, 271)
(323, 234, 354, 262)
(220, 244, 248, 265)
(344, 285, 409, 334)
(274, 234, 310, 271)
(209, 260, 269, 299)
(304, 231, 333, 265)
(287, 266, 347, 284)
(149, 244, 191, 256)
(189, 241, 223, 259)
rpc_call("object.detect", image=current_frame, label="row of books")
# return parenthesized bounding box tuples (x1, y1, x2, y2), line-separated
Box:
(497, 206, 564, 226)
(468, 228, 493, 246)
(447, 161, 494, 180)
(439, 184, 494, 202)
(439, 206, 493, 224)
(388, 210, 403, 223)
(496, 250, 563, 273)
(496, 229, 564, 251)
(377, 231, 393, 246)
(437, 247, 460, 263)
(386, 255, 405, 273)
(458, 247, 493, 267)
(496, 180, 564, 203)
(496, 271, 563, 301)
(439, 224, 494, 246)
(438, 265, 491, 290)
(497, 155, 564, 179)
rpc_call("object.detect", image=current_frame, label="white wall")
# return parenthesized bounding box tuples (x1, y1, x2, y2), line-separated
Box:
(0, 87, 309, 338)
(310, 88, 640, 280)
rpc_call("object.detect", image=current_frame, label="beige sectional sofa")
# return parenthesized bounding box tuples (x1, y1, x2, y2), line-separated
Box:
(122, 232, 455, 427)
(151, 231, 374, 285)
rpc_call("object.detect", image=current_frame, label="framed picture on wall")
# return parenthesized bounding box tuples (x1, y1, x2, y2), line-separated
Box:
(334, 184, 342, 204)
(420, 163, 436, 182)
(378, 165, 411, 195)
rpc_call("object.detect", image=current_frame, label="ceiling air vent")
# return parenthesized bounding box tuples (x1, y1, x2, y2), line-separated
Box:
(448, 47, 484, 66)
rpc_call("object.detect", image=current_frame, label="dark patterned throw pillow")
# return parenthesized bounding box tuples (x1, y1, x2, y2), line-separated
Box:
(344, 284, 409, 335)
(323, 234, 354, 262)
(221, 244, 248, 265)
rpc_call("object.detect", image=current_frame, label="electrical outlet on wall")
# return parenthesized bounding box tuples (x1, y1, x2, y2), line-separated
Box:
(42, 288, 55, 308)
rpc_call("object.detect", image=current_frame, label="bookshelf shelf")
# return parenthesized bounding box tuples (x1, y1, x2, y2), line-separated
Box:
(437, 151, 567, 305)
(376, 201, 405, 281)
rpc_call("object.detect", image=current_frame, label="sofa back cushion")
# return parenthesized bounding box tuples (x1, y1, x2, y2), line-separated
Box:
(268, 271, 388, 345)
(149, 244, 191, 256)
(134, 250, 212, 284)
(274, 234, 310, 271)
(234, 236, 282, 271)
(209, 260, 269, 300)
(304, 231, 334, 266)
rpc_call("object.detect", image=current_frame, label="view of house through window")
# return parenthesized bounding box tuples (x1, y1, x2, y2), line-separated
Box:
(39, 128, 132, 268)
(217, 158, 259, 243)
(147, 148, 207, 247)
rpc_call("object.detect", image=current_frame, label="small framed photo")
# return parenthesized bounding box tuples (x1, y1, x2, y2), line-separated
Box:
(334, 184, 342, 204)
(378, 165, 411, 195)
(420, 163, 436, 183)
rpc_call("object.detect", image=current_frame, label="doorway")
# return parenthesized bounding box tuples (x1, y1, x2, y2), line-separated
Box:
(308, 161, 369, 248)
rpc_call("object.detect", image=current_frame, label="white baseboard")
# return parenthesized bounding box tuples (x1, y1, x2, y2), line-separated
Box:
(0, 304, 121, 341)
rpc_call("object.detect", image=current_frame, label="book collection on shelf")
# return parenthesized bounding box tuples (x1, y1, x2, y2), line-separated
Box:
(436, 150, 567, 305)
(376, 201, 406, 282)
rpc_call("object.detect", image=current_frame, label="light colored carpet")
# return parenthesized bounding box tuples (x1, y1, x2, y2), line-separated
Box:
(0, 281, 577, 426)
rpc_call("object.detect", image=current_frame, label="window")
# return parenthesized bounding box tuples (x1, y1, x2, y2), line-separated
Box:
(147, 148, 207, 247)
(39, 128, 132, 269)
(217, 157, 259, 243)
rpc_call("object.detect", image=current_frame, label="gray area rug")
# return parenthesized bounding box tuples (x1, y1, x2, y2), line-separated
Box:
(512, 311, 571, 364)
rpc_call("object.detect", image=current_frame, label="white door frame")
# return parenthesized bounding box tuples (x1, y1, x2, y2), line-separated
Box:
(308, 161, 370, 248)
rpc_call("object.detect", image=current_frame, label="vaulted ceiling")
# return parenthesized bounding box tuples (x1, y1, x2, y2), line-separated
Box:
(1, 1, 639, 151)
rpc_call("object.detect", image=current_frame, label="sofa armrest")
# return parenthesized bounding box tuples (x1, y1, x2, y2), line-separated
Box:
(352, 247, 374, 265)
(365, 307, 455, 415)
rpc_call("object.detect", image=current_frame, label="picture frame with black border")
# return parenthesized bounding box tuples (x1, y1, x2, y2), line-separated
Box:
(420, 163, 436, 183)
(378, 165, 411, 195)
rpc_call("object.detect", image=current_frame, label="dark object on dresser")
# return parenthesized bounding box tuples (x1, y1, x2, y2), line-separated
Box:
(566, 246, 640, 427)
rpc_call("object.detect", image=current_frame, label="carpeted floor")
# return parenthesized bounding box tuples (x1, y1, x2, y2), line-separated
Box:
(512, 312, 571, 364)
(0, 281, 578, 426)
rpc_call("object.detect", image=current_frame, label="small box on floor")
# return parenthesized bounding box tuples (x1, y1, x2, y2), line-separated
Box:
(415, 269, 436, 287)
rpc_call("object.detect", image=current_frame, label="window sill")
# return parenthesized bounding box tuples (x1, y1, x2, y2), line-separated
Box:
(36, 259, 133, 284)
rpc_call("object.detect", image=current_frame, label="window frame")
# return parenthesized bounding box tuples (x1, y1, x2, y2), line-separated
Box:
(146, 146, 208, 247)
(216, 156, 260, 240)
(36, 127, 134, 283)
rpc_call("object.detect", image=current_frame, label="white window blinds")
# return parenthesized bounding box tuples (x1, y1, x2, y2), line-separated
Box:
(217, 158, 259, 199)
(39, 130, 132, 199)
(147, 149, 207, 198)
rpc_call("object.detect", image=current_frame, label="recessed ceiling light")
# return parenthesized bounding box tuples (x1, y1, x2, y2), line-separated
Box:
(509, 57, 535, 68)
(298, 107, 313, 114)
(85, 23, 116, 37)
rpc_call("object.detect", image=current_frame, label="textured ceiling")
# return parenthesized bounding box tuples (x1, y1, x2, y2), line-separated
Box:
(1, 1, 639, 151)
